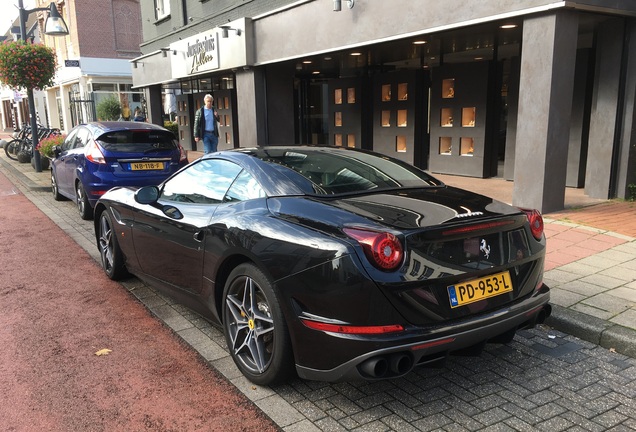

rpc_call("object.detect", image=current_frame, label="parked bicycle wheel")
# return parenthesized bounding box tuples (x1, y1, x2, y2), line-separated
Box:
(4, 139, 23, 161)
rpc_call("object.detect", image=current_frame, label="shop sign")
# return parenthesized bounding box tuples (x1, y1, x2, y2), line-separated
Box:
(170, 29, 220, 78)
(186, 35, 219, 74)
(64, 60, 80, 67)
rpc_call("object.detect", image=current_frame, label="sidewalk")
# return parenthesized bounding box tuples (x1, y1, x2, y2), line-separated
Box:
(1, 136, 635, 360)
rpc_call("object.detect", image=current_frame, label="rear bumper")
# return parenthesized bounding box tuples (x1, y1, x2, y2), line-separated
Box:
(294, 288, 550, 382)
(83, 174, 172, 207)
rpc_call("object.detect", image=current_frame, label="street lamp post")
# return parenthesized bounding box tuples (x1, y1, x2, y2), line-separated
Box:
(18, 0, 69, 172)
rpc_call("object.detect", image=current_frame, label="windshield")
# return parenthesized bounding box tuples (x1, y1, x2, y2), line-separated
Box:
(244, 147, 442, 195)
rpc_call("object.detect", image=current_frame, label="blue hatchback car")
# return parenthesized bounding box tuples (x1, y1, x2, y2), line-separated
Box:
(51, 121, 188, 219)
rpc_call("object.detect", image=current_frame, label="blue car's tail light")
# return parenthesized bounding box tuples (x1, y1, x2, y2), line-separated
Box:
(85, 139, 106, 164)
(178, 144, 188, 163)
(344, 228, 403, 271)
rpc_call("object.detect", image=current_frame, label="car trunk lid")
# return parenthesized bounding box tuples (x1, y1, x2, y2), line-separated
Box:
(95, 129, 179, 177)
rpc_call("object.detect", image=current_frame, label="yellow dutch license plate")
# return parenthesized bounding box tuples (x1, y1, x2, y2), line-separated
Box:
(447, 271, 513, 308)
(131, 162, 164, 171)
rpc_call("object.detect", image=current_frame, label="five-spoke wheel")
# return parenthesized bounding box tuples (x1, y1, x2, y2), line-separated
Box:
(222, 263, 293, 386)
(98, 211, 127, 280)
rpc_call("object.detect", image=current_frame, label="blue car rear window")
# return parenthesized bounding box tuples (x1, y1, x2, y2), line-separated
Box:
(97, 131, 177, 153)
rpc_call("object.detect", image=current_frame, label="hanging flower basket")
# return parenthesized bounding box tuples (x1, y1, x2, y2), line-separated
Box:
(0, 40, 57, 90)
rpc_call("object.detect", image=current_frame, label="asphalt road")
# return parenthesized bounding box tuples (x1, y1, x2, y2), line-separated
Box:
(1, 163, 635, 431)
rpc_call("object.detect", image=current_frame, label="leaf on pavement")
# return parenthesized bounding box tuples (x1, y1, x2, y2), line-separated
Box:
(95, 348, 112, 356)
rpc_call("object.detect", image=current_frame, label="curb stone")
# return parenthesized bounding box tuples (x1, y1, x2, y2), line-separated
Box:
(546, 305, 636, 358)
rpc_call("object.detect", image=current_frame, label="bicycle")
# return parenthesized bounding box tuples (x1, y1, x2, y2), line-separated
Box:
(4, 125, 60, 162)
(4, 127, 31, 161)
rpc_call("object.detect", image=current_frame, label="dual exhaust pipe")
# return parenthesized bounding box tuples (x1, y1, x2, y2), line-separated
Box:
(359, 304, 552, 379)
(360, 352, 413, 379)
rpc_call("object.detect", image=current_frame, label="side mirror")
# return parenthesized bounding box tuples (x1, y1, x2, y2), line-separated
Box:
(134, 185, 160, 204)
(53, 145, 62, 158)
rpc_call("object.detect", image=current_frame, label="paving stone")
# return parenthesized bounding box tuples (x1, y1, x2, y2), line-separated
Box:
(535, 416, 574, 431)
(380, 414, 423, 432)
(473, 407, 511, 426)
(412, 413, 454, 430)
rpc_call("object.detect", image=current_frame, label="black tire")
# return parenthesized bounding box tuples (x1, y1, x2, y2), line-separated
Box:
(98, 210, 128, 280)
(222, 263, 294, 386)
(51, 171, 66, 201)
(4, 139, 21, 161)
(76, 181, 94, 220)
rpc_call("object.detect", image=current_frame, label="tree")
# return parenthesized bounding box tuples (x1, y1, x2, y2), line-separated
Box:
(0, 40, 57, 90)
(96, 96, 122, 121)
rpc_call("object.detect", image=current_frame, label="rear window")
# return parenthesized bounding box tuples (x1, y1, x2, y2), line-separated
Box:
(248, 148, 442, 195)
(97, 130, 177, 153)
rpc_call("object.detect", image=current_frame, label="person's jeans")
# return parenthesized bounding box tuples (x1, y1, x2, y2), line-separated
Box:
(203, 132, 219, 153)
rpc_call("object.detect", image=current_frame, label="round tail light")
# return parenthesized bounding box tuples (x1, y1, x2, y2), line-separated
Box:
(344, 228, 403, 271)
(520, 208, 544, 240)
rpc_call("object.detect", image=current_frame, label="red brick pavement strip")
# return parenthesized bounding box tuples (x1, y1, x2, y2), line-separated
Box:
(543, 200, 635, 271)
(543, 225, 628, 271)
(547, 200, 636, 238)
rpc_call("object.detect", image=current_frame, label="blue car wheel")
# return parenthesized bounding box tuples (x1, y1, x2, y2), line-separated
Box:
(76, 181, 94, 220)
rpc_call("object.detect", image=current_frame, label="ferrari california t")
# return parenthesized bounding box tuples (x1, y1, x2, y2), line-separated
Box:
(93, 146, 550, 386)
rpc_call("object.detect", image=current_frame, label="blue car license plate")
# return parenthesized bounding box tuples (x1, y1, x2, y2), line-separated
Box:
(131, 162, 164, 171)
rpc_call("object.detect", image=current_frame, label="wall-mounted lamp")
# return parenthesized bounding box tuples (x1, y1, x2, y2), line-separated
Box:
(333, 0, 354, 11)
(220, 25, 241, 38)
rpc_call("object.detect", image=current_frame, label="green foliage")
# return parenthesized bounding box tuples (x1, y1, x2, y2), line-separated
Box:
(0, 40, 57, 90)
(163, 121, 178, 136)
(628, 184, 636, 202)
(96, 96, 122, 121)
(37, 134, 66, 159)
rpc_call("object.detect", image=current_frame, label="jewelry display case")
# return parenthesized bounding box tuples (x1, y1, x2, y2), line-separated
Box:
(397, 109, 407, 127)
(439, 137, 452, 155)
(460, 137, 474, 156)
(462, 107, 476, 127)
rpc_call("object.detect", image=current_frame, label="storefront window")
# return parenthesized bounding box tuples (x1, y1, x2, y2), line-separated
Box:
(90, 81, 144, 121)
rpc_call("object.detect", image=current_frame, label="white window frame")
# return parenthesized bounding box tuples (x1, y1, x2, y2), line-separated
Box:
(155, 0, 170, 20)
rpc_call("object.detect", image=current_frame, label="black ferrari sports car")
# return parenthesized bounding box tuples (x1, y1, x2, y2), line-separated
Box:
(94, 146, 551, 385)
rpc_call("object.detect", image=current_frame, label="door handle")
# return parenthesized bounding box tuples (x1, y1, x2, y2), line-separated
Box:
(193, 231, 204, 242)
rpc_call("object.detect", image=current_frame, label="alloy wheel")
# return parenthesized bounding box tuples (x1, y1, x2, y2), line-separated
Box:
(76, 183, 86, 214)
(225, 276, 275, 375)
(99, 214, 114, 275)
